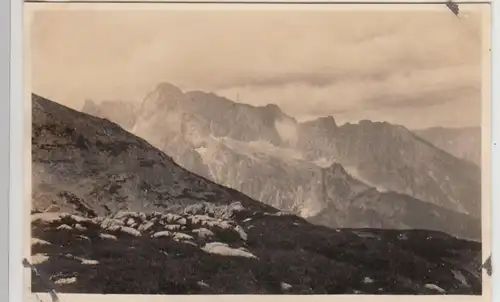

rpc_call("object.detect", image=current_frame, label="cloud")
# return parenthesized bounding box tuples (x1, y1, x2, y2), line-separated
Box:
(29, 7, 485, 129)
(214, 65, 481, 115)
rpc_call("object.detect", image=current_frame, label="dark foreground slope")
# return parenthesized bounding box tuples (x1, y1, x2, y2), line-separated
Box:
(31, 94, 482, 295)
(32, 210, 482, 295)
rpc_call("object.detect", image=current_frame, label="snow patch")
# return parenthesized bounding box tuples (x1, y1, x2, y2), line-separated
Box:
(32, 238, 52, 246)
(31, 253, 50, 265)
(299, 201, 323, 218)
(80, 258, 99, 265)
(344, 165, 388, 192)
(54, 277, 77, 285)
(195, 146, 207, 156)
(313, 157, 335, 168)
(219, 137, 303, 161)
(424, 283, 446, 293)
(201, 242, 258, 259)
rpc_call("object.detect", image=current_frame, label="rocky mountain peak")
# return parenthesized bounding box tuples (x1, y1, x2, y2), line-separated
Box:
(154, 82, 185, 98)
(137, 82, 188, 121)
(325, 162, 348, 177)
(301, 115, 338, 131)
(315, 116, 338, 129)
(262, 103, 283, 115)
(82, 98, 98, 110)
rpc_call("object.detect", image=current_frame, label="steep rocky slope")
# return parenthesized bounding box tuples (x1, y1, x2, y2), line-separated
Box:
(80, 83, 481, 237)
(297, 119, 481, 218)
(31, 93, 482, 295)
(32, 93, 275, 216)
(159, 136, 480, 240)
(414, 126, 481, 167)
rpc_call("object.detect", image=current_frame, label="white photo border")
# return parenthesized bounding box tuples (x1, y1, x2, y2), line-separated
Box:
(7, 1, 500, 302)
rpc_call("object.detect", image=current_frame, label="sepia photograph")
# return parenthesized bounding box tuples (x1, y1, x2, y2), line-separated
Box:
(24, 2, 491, 297)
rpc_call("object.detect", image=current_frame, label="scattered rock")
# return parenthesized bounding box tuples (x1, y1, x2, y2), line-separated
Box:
(397, 233, 409, 240)
(69, 214, 91, 223)
(280, 282, 292, 291)
(77, 235, 91, 242)
(120, 226, 142, 237)
(164, 224, 182, 232)
(150, 211, 162, 219)
(56, 224, 73, 231)
(197, 280, 210, 288)
(54, 277, 77, 285)
(106, 225, 122, 232)
(233, 225, 248, 241)
(138, 212, 147, 221)
(138, 221, 155, 232)
(80, 258, 99, 265)
(192, 228, 215, 240)
(173, 232, 194, 242)
(99, 233, 117, 241)
(152, 231, 172, 238)
(125, 218, 136, 227)
(32, 238, 52, 246)
(74, 223, 86, 231)
(162, 213, 182, 224)
(100, 218, 124, 230)
(221, 201, 246, 219)
(201, 242, 258, 259)
(451, 270, 468, 286)
(424, 283, 446, 293)
(31, 253, 50, 265)
(183, 240, 198, 247)
(177, 217, 188, 225)
(211, 220, 232, 230)
(189, 214, 214, 226)
(31, 212, 64, 224)
(114, 211, 139, 220)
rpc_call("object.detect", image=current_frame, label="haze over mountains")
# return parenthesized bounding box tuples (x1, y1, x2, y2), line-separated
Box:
(81, 82, 482, 240)
(414, 127, 481, 167)
(31, 93, 483, 294)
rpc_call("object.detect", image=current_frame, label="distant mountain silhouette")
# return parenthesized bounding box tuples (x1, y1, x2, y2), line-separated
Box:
(414, 126, 481, 167)
(82, 99, 139, 131)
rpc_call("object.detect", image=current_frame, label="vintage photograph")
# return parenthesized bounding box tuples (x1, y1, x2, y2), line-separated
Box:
(26, 3, 489, 296)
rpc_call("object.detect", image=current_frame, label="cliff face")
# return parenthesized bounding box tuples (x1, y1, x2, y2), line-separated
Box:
(297, 120, 481, 218)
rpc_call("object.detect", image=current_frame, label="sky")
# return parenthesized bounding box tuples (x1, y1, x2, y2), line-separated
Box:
(29, 6, 486, 129)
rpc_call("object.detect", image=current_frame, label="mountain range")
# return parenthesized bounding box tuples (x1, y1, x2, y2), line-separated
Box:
(31, 93, 482, 294)
(82, 82, 482, 240)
